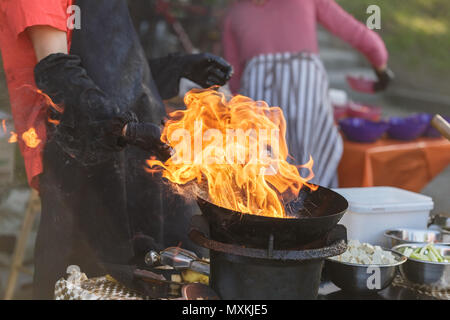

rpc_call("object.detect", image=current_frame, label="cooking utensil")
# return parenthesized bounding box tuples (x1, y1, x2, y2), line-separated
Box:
(384, 228, 450, 247)
(431, 114, 450, 141)
(325, 249, 406, 294)
(422, 114, 450, 137)
(392, 243, 450, 289)
(197, 186, 348, 249)
(145, 247, 210, 276)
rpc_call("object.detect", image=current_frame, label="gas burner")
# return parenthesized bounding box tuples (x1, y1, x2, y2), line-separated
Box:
(189, 214, 347, 300)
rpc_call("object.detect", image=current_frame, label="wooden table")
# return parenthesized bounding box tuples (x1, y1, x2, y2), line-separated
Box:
(338, 137, 450, 192)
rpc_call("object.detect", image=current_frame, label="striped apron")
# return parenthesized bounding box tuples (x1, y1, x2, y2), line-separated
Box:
(240, 52, 343, 187)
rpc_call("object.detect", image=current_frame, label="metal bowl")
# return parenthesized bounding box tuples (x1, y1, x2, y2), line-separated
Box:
(392, 243, 450, 289)
(384, 228, 450, 247)
(325, 249, 406, 294)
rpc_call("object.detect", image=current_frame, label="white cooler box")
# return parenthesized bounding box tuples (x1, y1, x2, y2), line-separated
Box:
(333, 187, 434, 247)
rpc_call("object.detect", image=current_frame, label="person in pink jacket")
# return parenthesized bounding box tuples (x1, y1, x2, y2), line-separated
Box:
(223, 0, 392, 187)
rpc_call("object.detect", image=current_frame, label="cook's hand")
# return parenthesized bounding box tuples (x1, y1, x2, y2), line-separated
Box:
(35, 53, 125, 165)
(373, 66, 394, 92)
(181, 53, 233, 88)
(96, 111, 137, 151)
(123, 118, 172, 161)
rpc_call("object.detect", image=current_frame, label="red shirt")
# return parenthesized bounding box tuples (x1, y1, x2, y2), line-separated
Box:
(223, 0, 389, 93)
(0, 0, 73, 190)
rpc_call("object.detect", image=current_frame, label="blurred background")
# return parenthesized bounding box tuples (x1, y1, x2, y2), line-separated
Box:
(0, 0, 449, 299)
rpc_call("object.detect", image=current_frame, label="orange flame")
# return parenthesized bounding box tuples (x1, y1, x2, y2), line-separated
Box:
(21, 128, 41, 148)
(147, 89, 318, 218)
(36, 89, 64, 113)
(47, 117, 60, 126)
(18, 84, 64, 113)
(8, 132, 18, 143)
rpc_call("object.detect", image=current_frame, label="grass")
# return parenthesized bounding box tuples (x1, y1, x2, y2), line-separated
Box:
(338, 0, 450, 94)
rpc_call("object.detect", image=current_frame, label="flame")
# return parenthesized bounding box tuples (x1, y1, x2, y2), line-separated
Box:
(147, 89, 318, 218)
(48, 117, 60, 126)
(36, 89, 64, 113)
(8, 132, 17, 143)
(21, 128, 41, 148)
(1, 119, 6, 133)
(18, 84, 64, 113)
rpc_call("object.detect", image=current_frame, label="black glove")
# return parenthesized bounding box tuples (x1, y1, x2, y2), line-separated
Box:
(180, 53, 233, 88)
(149, 53, 233, 99)
(373, 67, 394, 92)
(123, 119, 172, 162)
(35, 53, 122, 165)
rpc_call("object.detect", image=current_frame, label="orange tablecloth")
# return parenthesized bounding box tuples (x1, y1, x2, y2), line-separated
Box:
(338, 137, 450, 192)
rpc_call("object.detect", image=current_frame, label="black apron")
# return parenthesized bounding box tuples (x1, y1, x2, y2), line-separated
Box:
(34, 0, 197, 299)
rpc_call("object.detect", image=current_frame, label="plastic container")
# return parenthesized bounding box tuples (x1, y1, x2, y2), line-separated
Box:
(333, 187, 434, 247)
(339, 118, 389, 143)
(387, 114, 429, 141)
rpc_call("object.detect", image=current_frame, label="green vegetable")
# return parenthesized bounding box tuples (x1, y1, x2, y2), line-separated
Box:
(400, 244, 448, 263)
(410, 253, 429, 261)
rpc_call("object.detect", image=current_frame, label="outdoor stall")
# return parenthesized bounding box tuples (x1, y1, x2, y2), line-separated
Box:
(50, 90, 450, 301)
(0, 0, 449, 305)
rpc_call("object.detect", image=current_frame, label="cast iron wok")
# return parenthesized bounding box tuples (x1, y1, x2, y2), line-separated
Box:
(197, 186, 348, 249)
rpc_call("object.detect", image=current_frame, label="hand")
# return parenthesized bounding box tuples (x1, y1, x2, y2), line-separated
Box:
(34, 53, 123, 165)
(95, 111, 137, 151)
(181, 53, 233, 88)
(373, 66, 394, 92)
(35, 53, 119, 121)
(124, 121, 172, 161)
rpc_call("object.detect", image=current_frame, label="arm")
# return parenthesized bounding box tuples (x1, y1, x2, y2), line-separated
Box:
(316, 0, 388, 70)
(222, 14, 242, 94)
(27, 25, 68, 61)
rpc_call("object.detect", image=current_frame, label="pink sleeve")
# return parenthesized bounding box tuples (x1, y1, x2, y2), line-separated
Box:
(222, 14, 243, 94)
(315, 0, 388, 68)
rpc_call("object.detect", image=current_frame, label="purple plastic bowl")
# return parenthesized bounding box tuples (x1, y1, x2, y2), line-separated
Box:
(387, 114, 429, 141)
(423, 114, 450, 138)
(339, 118, 389, 143)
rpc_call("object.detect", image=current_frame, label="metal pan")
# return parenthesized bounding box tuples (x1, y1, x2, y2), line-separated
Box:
(197, 186, 348, 249)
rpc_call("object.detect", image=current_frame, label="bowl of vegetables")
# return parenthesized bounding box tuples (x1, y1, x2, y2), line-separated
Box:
(326, 240, 406, 294)
(393, 243, 450, 289)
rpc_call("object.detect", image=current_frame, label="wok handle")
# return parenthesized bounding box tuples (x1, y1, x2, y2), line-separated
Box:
(431, 115, 450, 141)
